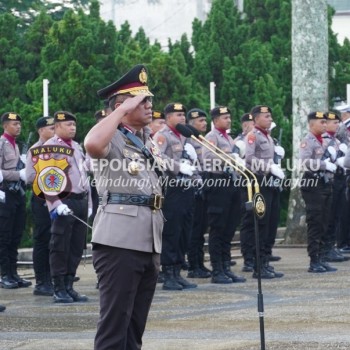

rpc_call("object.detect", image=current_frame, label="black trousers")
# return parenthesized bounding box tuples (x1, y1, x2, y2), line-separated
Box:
(49, 196, 88, 277)
(206, 174, 241, 264)
(31, 194, 52, 282)
(0, 190, 26, 272)
(240, 176, 280, 260)
(161, 185, 195, 266)
(301, 181, 332, 259)
(93, 245, 159, 350)
(187, 191, 208, 268)
(325, 174, 346, 251)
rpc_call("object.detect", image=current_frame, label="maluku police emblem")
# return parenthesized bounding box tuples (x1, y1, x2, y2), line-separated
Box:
(31, 146, 73, 199)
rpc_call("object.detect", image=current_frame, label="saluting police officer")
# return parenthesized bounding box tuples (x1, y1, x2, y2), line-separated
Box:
(202, 106, 246, 284)
(153, 102, 197, 291)
(186, 108, 211, 279)
(0, 112, 31, 289)
(300, 111, 338, 273)
(85, 64, 164, 350)
(41, 111, 91, 303)
(26, 116, 55, 296)
(243, 105, 284, 279)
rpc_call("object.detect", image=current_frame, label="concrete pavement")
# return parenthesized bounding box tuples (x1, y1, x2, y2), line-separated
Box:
(1, 246, 350, 350)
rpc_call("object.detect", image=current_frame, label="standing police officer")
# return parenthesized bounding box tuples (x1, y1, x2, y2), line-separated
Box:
(202, 106, 246, 284)
(41, 111, 91, 302)
(186, 108, 211, 278)
(0, 112, 31, 289)
(300, 111, 337, 273)
(85, 64, 164, 350)
(26, 116, 55, 295)
(243, 105, 284, 279)
(153, 102, 197, 290)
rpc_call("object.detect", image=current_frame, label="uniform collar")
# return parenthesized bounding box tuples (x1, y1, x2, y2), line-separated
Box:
(254, 126, 269, 138)
(215, 127, 229, 140)
(312, 132, 323, 145)
(168, 125, 181, 139)
(2, 133, 16, 148)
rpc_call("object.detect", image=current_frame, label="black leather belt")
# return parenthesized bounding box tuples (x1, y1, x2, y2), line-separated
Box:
(99, 193, 164, 210)
(65, 192, 88, 200)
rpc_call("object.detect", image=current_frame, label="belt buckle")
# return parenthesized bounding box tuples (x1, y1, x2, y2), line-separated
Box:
(152, 194, 163, 210)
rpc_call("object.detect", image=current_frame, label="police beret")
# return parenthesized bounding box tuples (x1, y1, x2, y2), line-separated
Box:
(250, 105, 272, 116)
(94, 109, 106, 121)
(240, 113, 254, 123)
(307, 111, 327, 121)
(152, 110, 165, 120)
(325, 111, 341, 121)
(36, 116, 54, 129)
(97, 64, 154, 100)
(1, 112, 22, 123)
(54, 111, 77, 123)
(164, 103, 187, 115)
(187, 108, 207, 121)
(210, 106, 231, 119)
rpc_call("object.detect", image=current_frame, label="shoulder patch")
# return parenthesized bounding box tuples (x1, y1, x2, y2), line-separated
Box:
(248, 133, 256, 144)
(156, 134, 166, 146)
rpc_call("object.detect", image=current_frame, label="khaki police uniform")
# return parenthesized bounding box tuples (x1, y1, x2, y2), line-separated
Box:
(153, 123, 195, 274)
(243, 122, 281, 277)
(202, 125, 243, 282)
(43, 134, 91, 278)
(300, 126, 334, 268)
(92, 63, 164, 349)
(0, 112, 28, 289)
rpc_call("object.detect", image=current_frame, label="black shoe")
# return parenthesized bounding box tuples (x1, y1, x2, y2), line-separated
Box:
(252, 268, 275, 279)
(308, 262, 327, 273)
(211, 271, 233, 284)
(33, 283, 54, 296)
(14, 277, 32, 288)
(53, 290, 74, 303)
(265, 265, 284, 278)
(65, 275, 88, 302)
(181, 262, 189, 271)
(73, 276, 80, 282)
(338, 246, 350, 254)
(157, 271, 165, 283)
(324, 250, 345, 262)
(223, 262, 246, 283)
(230, 260, 237, 266)
(0, 304, 5, 312)
(187, 268, 211, 278)
(319, 261, 337, 272)
(268, 255, 281, 262)
(162, 266, 183, 291)
(242, 260, 254, 272)
(199, 265, 212, 274)
(0, 275, 18, 289)
(174, 265, 197, 288)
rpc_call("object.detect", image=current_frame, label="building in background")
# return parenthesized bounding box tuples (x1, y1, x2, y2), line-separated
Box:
(99, 0, 349, 48)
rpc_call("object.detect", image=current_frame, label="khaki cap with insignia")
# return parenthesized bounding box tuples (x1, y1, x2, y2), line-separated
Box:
(97, 64, 153, 100)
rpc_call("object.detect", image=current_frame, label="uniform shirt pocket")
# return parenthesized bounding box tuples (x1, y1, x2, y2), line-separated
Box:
(104, 204, 139, 217)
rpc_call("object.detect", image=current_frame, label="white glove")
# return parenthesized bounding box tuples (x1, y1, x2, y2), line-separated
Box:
(56, 204, 72, 216)
(336, 157, 345, 168)
(274, 145, 285, 159)
(20, 154, 27, 165)
(179, 160, 195, 176)
(339, 143, 348, 155)
(88, 208, 93, 218)
(0, 190, 5, 202)
(270, 163, 285, 180)
(232, 153, 245, 167)
(327, 146, 337, 162)
(269, 122, 276, 132)
(234, 140, 246, 158)
(19, 168, 26, 182)
(324, 160, 337, 173)
(184, 143, 197, 162)
(0, 170, 3, 183)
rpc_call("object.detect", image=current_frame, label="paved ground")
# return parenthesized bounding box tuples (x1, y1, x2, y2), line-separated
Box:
(1, 246, 350, 350)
